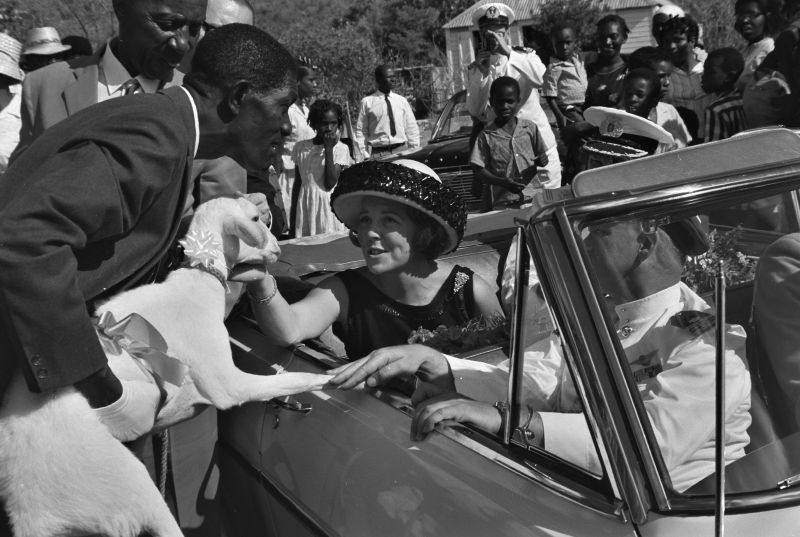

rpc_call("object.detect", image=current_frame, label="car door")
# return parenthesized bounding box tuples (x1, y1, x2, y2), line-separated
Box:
(220, 312, 637, 537)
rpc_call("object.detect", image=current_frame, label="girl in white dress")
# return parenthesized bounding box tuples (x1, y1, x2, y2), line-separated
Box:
(291, 99, 352, 237)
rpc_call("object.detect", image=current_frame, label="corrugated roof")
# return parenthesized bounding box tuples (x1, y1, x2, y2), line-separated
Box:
(443, 0, 674, 29)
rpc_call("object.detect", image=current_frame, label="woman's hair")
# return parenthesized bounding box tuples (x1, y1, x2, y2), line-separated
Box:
(297, 56, 317, 78)
(406, 206, 450, 260)
(307, 99, 343, 129)
(348, 204, 449, 261)
(596, 14, 630, 39)
(660, 15, 700, 42)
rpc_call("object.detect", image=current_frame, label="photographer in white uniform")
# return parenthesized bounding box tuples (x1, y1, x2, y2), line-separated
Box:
(465, 3, 561, 188)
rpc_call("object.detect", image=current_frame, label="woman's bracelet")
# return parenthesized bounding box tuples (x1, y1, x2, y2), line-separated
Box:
(248, 274, 278, 306)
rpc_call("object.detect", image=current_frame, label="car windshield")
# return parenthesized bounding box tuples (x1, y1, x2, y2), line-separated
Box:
(577, 187, 800, 496)
(432, 92, 473, 141)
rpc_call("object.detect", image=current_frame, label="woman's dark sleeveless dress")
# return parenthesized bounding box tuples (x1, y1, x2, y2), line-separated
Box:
(333, 265, 477, 360)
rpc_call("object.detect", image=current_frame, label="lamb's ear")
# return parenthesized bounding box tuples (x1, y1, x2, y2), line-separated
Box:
(226, 215, 268, 248)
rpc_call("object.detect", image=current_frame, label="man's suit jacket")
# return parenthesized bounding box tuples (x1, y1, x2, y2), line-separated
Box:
(11, 48, 105, 162)
(9, 44, 245, 208)
(753, 232, 800, 433)
(0, 87, 196, 395)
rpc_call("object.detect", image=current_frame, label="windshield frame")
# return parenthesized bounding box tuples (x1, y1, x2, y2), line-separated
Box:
(559, 170, 800, 514)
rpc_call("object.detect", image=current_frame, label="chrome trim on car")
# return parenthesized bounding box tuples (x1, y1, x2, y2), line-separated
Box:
(555, 208, 670, 514)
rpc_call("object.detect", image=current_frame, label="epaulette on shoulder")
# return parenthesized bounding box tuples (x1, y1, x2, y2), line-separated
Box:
(512, 46, 534, 53)
(669, 310, 716, 338)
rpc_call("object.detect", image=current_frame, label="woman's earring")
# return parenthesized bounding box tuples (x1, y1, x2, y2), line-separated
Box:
(349, 230, 361, 247)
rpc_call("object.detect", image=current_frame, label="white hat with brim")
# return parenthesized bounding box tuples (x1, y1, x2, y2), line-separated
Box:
(331, 159, 467, 255)
(584, 106, 675, 145)
(471, 2, 516, 27)
(0, 33, 24, 82)
(653, 4, 686, 19)
(22, 27, 71, 57)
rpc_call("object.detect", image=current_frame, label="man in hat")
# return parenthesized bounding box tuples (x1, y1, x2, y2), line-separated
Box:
(355, 64, 420, 159)
(465, 2, 561, 187)
(329, 214, 752, 492)
(19, 26, 72, 73)
(0, 23, 296, 535)
(0, 33, 25, 173)
(9, 0, 206, 162)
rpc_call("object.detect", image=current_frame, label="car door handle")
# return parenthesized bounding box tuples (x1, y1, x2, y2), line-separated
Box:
(268, 397, 313, 414)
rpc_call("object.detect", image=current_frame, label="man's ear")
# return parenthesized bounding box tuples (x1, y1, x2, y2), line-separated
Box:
(223, 80, 251, 118)
(638, 230, 659, 261)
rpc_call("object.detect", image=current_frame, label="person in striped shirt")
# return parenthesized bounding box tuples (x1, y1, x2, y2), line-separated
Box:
(701, 48, 747, 142)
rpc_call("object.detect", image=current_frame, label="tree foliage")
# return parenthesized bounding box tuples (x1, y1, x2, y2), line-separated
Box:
(531, 0, 607, 53)
(0, 0, 115, 46)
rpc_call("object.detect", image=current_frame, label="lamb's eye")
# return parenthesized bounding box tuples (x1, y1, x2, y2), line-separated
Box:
(252, 215, 259, 222)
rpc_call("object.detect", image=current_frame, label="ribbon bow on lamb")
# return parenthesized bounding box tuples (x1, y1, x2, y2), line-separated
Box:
(93, 311, 188, 388)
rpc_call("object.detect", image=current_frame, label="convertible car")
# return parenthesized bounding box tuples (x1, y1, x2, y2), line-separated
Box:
(219, 129, 800, 536)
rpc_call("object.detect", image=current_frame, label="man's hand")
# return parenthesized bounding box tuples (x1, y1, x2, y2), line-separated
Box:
(486, 30, 512, 57)
(503, 177, 526, 193)
(236, 191, 272, 227)
(411, 394, 502, 441)
(519, 166, 539, 183)
(93, 380, 160, 442)
(329, 344, 455, 392)
(74, 364, 123, 408)
(473, 49, 492, 76)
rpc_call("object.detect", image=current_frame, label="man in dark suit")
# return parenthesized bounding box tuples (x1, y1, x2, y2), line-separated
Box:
(10, 0, 204, 161)
(0, 23, 297, 535)
(753, 232, 800, 434)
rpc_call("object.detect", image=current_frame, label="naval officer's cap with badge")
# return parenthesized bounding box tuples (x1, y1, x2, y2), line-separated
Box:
(472, 2, 516, 27)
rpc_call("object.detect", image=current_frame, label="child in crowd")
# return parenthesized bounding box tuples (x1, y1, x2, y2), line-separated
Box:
(470, 76, 549, 209)
(734, 0, 776, 90)
(628, 46, 692, 149)
(750, 0, 800, 127)
(618, 68, 662, 119)
(658, 15, 714, 142)
(701, 47, 747, 141)
(542, 23, 587, 129)
(291, 99, 352, 237)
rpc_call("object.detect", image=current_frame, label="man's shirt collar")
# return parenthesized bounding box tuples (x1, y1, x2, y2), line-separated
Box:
(100, 42, 162, 96)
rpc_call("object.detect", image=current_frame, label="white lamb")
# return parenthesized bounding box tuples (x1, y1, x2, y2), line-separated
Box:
(0, 197, 333, 537)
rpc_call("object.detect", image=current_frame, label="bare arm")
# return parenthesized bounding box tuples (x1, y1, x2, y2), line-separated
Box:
(322, 135, 343, 191)
(546, 97, 567, 130)
(247, 273, 346, 347)
(290, 166, 301, 236)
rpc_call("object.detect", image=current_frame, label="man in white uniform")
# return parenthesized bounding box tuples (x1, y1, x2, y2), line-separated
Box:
(465, 3, 561, 188)
(330, 216, 752, 492)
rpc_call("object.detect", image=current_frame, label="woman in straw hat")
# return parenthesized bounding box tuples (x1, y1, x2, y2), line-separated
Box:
(247, 159, 504, 360)
(0, 32, 25, 172)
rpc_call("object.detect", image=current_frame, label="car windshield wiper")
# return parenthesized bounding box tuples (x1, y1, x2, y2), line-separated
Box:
(777, 473, 800, 490)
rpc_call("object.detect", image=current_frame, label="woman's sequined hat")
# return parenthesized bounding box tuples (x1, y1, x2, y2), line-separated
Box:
(331, 159, 467, 254)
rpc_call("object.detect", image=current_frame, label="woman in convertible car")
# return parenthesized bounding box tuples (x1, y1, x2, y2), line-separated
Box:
(246, 159, 504, 360)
